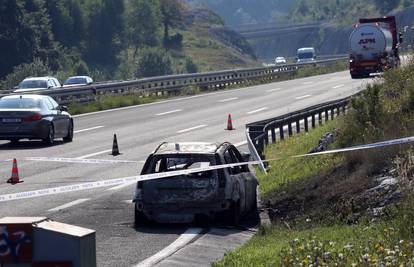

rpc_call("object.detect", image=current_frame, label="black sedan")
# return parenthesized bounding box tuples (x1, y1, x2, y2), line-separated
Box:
(0, 95, 73, 145)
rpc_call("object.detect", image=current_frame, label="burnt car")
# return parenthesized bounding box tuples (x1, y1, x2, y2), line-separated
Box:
(133, 142, 258, 225)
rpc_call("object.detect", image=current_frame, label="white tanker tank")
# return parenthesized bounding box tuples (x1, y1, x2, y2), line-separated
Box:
(349, 24, 394, 60)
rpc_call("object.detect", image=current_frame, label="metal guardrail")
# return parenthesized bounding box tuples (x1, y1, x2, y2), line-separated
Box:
(246, 94, 358, 159)
(1, 57, 347, 105)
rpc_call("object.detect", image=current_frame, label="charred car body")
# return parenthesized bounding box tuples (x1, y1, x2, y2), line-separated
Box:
(133, 142, 258, 224)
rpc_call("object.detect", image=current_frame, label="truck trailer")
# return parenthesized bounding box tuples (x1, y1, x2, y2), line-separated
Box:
(349, 16, 402, 79)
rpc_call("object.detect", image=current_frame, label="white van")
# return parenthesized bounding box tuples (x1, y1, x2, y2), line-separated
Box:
(296, 47, 316, 63)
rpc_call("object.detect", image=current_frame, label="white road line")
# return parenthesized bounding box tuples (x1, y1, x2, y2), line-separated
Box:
(333, 84, 345, 89)
(234, 140, 247, 147)
(135, 228, 203, 267)
(48, 198, 90, 212)
(123, 200, 133, 204)
(247, 107, 268, 114)
(155, 109, 182, 116)
(106, 181, 137, 191)
(266, 88, 282, 93)
(77, 149, 112, 159)
(177, 125, 207, 134)
(218, 97, 238, 103)
(295, 95, 312, 100)
(74, 126, 104, 134)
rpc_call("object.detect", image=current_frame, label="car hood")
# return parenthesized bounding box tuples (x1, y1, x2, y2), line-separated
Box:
(14, 88, 47, 93)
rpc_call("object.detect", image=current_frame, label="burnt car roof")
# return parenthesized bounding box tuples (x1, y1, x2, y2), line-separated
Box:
(154, 142, 222, 154)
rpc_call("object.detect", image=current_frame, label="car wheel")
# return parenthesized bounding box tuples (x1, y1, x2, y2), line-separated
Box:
(225, 200, 240, 226)
(63, 121, 73, 142)
(43, 124, 55, 145)
(134, 205, 150, 226)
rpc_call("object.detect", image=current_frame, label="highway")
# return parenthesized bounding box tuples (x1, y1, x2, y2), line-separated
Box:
(0, 71, 370, 266)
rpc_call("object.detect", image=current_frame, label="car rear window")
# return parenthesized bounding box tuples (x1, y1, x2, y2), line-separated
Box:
(19, 80, 47, 89)
(0, 98, 41, 109)
(64, 78, 86, 85)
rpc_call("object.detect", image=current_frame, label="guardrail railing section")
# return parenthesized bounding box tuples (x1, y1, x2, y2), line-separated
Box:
(246, 97, 352, 159)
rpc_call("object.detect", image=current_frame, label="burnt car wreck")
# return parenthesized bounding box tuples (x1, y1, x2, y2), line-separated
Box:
(133, 142, 258, 225)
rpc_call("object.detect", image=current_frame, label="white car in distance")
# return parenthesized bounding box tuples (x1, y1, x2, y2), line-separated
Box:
(275, 56, 287, 64)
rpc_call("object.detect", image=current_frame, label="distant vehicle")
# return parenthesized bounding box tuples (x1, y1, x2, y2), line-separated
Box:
(133, 142, 258, 225)
(296, 47, 316, 63)
(0, 95, 73, 145)
(14, 77, 61, 93)
(349, 16, 402, 79)
(275, 56, 287, 64)
(63, 76, 93, 87)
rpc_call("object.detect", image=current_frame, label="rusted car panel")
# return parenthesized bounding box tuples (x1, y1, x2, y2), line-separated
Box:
(133, 142, 258, 224)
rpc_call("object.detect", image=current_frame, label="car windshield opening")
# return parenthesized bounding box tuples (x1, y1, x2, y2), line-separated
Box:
(0, 98, 41, 109)
(298, 52, 314, 59)
(19, 80, 47, 89)
(151, 155, 214, 178)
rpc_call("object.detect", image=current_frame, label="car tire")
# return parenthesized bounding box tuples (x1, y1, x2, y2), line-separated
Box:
(63, 121, 73, 142)
(134, 206, 150, 226)
(43, 124, 55, 145)
(225, 200, 240, 226)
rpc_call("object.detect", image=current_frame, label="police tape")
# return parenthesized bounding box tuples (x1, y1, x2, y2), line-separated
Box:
(0, 160, 264, 203)
(24, 157, 138, 164)
(1, 135, 414, 203)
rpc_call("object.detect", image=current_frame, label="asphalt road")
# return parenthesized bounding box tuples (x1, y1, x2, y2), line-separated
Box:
(0, 71, 370, 266)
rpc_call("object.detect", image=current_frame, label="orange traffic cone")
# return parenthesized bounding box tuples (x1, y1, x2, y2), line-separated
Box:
(226, 114, 235, 131)
(111, 134, 120, 156)
(7, 158, 23, 184)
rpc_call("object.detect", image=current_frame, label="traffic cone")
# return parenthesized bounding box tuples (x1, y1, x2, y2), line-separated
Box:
(111, 134, 120, 156)
(7, 158, 23, 184)
(226, 114, 235, 130)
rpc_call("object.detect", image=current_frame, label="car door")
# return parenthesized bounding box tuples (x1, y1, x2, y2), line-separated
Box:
(223, 147, 247, 214)
(46, 97, 67, 137)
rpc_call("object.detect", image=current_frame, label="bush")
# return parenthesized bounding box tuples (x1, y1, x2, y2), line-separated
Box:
(136, 47, 173, 78)
(0, 59, 50, 90)
(185, 57, 198, 73)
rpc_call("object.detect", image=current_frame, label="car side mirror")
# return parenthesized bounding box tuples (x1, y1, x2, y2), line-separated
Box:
(59, 106, 68, 112)
(48, 85, 53, 89)
(241, 152, 251, 162)
(14, 86, 19, 90)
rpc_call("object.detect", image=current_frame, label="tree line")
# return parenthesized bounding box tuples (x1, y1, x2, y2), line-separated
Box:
(0, 0, 188, 88)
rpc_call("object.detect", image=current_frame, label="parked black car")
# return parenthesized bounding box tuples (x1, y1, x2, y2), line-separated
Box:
(0, 95, 73, 145)
(133, 142, 258, 225)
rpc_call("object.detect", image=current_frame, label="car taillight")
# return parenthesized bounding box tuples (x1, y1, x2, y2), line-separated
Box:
(24, 114, 42, 122)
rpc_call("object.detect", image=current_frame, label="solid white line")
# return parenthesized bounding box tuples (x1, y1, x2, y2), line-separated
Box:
(155, 109, 182, 116)
(218, 97, 238, 103)
(48, 198, 90, 212)
(74, 126, 104, 134)
(247, 107, 268, 114)
(177, 125, 207, 134)
(135, 228, 203, 267)
(266, 88, 282, 93)
(106, 181, 136, 191)
(234, 140, 247, 147)
(77, 149, 112, 159)
(295, 95, 312, 100)
(333, 84, 345, 89)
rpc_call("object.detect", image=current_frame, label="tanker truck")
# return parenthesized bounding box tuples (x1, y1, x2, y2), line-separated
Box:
(349, 16, 402, 79)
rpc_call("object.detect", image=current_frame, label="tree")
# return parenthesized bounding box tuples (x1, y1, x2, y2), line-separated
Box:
(136, 47, 173, 77)
(159, 0, 183, 47)
(126, 0, 161, 58)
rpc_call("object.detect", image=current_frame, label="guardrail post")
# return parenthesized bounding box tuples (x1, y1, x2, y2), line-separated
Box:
(331, 108, 335, 120)
(318, 112, 323, 125)
(325, 109, 329, 122)
(304, 116, 309, 132)
(336, 106, 340, 116)
(296, 120, 300, 133)
(264, 131, 269, 145)
(279, 126, 285, 140)
(257, 138, 265, 158)
(342, 104, 346, 113)
(311, 114, 316, 128)
(271, 128, 276, 143)
(288, 122, 293, 136)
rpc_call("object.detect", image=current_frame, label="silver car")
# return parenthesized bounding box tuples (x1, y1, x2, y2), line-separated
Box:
(14, 77, 61, 93)
(133, 142, 258, 225)
(0, 95, 73, 145)
(63, 76, 93, 87)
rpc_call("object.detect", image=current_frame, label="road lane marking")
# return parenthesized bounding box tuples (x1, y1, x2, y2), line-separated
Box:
(48, 198, 90, 212)
(123, 200, 133, 204)
(107, 181, 137, 191)
(266, 88, 281, 93)
(77, 149, 112, 159)
(333, 84, 345, 89)
(155, 109, 183, 116)
(74, 126, 104, 134)
(218, 97, 238, 103)
(177, 125, 207, 134)
(135, 228, 203, 267)
(295, 95, 312, 100)
(247, 107, 268, 114)
(234, 140, 247, 147)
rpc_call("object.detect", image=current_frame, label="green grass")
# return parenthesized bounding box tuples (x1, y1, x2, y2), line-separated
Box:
(259, 121, 342, 201)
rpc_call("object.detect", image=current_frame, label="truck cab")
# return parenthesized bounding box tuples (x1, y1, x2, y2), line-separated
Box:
(296, 47, 316, 63)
